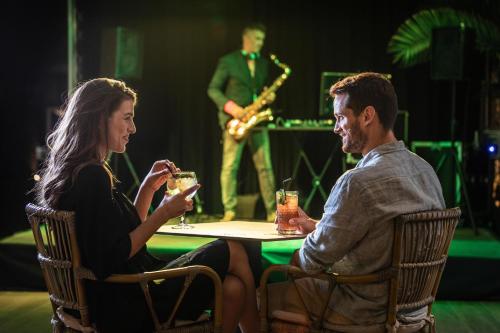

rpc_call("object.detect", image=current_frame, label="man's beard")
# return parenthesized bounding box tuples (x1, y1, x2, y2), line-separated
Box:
(342, 120, 367, 154)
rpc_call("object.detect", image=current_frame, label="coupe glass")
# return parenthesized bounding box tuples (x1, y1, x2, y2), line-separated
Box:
(171, 171, 198, 229)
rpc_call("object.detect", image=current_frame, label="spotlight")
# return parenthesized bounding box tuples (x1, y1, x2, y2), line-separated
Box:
(487, 144, 498, 156)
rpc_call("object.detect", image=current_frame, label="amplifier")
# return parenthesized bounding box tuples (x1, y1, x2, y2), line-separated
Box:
(411, 141, 462, 208)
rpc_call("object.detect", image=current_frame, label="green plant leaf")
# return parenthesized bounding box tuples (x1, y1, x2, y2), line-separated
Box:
(387, 7, 500, 67)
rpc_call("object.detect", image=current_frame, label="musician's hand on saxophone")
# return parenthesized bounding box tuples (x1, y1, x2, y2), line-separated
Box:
(224, 53, 290, 141)
(262, 86, 276, 105)
(223, 100, 246, 120)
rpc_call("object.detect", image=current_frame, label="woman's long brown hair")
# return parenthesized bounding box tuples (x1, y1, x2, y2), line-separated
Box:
(35, 78, 136, 207)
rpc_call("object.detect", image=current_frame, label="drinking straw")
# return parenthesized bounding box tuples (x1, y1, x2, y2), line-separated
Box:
(280, 177, 293, 204)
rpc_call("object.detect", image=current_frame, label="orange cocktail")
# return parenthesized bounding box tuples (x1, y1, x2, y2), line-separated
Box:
(276, 190, 298, 234)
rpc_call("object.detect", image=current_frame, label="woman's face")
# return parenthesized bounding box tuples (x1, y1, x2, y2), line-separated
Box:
(105, 99, 136, 154)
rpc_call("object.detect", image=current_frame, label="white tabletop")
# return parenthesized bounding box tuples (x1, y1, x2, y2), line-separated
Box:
(157, 221, 306, 242)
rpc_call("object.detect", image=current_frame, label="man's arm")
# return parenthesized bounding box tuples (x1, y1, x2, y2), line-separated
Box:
(207, 57, 245, 119)
(296, 174, 371, 274)
(207, 58, 230, 110)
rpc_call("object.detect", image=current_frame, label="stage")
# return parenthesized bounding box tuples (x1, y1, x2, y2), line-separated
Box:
(1, 221, 499, 301)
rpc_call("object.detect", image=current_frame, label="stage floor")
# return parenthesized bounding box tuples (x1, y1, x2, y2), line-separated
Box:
(2, 291, 499, 333)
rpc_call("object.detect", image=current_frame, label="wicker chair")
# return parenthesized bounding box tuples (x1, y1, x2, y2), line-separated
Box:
(259, 208, 461, 333)
(26, 203, 223, 333)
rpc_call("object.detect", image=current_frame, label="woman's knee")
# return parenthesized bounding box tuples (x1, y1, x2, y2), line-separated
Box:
(223, 275, 246, 303)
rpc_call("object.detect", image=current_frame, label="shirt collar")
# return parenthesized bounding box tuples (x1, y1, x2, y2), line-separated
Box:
(356, 140, 406, 167)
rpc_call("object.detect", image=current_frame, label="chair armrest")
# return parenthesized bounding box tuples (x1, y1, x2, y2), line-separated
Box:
(76, 265, 223, 332)
(259, 265, 397, 332)
(77, 265, 222, 286)
(105, 265, 222, 284)
(332, 268, 397, 284)
(261, 264, 396, 286)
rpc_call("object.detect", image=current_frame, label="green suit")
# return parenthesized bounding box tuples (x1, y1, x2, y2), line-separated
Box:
(207, 50, 276, 216)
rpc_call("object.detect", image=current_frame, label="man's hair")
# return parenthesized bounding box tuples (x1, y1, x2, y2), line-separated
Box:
(242, 22, 266, 35)
(329, 72, 398, 130)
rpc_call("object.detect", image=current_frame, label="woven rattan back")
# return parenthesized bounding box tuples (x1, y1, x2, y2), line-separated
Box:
(26, 203, 91, 327)
(387, 208, 461, 326)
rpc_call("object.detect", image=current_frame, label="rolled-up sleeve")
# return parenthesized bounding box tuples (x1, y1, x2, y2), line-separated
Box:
(298, 172, 371, 274)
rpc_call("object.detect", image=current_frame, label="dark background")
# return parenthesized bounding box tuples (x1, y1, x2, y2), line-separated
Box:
(2, 0, 498, 237)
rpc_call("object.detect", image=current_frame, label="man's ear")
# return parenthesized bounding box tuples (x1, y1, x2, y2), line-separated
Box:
(361, 106, 376, 127)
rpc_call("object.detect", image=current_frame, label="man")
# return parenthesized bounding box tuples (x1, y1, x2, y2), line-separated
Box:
(207, 22, 277, 222)
(270, 73, 445, 328)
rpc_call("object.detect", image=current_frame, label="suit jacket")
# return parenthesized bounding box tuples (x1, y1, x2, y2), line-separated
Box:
(207, 50, 269, 128)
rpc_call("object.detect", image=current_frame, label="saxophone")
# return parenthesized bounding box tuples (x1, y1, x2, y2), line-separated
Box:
(226, 54, 291, 141)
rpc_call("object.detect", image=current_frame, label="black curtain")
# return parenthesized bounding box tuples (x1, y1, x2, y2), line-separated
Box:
(74, 0, 421, 216)
(2, 0, 493, 236)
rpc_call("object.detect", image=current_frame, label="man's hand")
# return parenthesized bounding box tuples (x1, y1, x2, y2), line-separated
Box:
(224, 100, 246, 119)
(263, 87, 276, 105)
(289, 207, 317, 234)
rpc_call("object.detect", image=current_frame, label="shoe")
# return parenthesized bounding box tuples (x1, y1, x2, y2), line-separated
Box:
(266, 211, 277, 222)
(221, 211, 236, 222)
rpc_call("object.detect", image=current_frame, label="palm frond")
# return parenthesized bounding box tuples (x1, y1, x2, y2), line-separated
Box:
(387, 7, 500, 67)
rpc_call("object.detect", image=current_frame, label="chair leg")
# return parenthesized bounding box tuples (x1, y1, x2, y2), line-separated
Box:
(418, 320, 435, 333)
(51, 315, 65, 333)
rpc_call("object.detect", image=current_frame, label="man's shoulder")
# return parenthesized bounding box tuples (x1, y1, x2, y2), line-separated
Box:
(349, 148, 439, 185)
(220, 50, 241, 62)
(335, 168, 365, 188)
(406, 149, 435, 170)
(338, 157, 394, 187)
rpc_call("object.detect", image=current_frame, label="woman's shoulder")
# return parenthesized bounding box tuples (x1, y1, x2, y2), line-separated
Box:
(78, 163, 106, 176)
(76, 163, 112, 188)
(58, 163, 112, 209)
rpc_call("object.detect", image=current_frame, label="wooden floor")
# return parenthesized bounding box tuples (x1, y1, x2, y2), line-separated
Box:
(1, 292, 499, 332)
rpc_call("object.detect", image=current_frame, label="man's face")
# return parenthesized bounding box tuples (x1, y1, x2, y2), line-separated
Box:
(333, 94, 367, 154)
(243, 29, 265, 54)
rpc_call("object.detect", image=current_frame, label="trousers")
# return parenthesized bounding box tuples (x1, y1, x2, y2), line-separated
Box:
(220, 129, 276, 214)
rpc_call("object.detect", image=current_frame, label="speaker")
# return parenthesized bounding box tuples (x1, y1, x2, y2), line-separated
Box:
(487, 84, 500, 130)
(411, 141, 462, 208)
(101, 27, 143, 79)
(431, 27, 475, 81)
(236, 193, 260, 219)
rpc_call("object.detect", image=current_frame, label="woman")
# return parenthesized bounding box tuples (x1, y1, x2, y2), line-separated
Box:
(35, 78, 259, 333)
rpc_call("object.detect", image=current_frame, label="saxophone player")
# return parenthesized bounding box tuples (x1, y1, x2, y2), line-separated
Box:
(207, 22, 277, 222)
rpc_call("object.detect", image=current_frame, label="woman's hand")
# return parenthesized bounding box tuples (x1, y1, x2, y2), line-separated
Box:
(130, 184, 200, 258)
(157, 184, 200, 220)
(142, 159, 180, 193)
